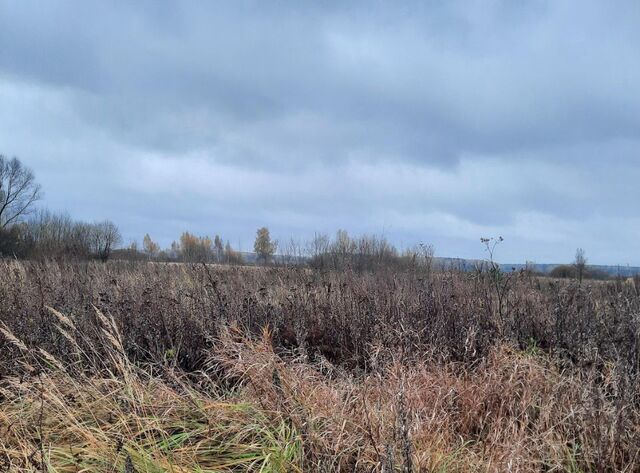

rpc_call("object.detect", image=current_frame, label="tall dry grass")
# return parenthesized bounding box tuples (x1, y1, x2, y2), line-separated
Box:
(0, 308, 302, 472)
(0, 260, 639, 471)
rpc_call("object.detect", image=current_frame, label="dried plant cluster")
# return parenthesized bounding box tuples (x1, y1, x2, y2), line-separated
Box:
(0, 260, 639, 472)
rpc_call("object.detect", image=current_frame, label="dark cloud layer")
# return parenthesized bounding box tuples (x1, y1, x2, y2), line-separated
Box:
(1, 1, 639, 263)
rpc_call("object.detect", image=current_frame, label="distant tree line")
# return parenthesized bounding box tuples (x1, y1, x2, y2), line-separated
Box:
(0, 155, 432, 271)
(164, 232, 244, 264)
(0, 156, 122, 261)
(115, 231, 245, 265)
(548, 248, 609, 281)
(117, 228, 437, 273)
(301, 229, 434, 273)
(2, 155, 620, 279)
(549, 265, 609, 281)
(0, 209, 122, 261)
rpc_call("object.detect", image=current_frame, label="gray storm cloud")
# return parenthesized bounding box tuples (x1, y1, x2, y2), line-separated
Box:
(0, 0, 638, 264)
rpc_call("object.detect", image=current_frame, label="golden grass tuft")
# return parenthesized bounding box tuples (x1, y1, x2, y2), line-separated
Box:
(0, 371, 303, 472)
(0, 309, 303, 473)
(211, 329, 640, 472)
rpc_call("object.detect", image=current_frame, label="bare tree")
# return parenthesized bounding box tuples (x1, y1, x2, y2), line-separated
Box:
(574, 248, 587, 284)
(91, 221, 122, 261)
(282, 237, 303, 266)
(214, 234, 224, 263)
(22, 210, 99, 259)
(0, 156, 42, 228)
(306, 233, 330, 269)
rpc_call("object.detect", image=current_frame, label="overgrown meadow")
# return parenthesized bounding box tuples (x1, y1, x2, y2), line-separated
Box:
(1, 260, 639, 472)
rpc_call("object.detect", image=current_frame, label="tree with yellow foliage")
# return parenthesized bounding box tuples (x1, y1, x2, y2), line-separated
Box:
(254, 227, 277, 265)
(142, 233, 160, 259)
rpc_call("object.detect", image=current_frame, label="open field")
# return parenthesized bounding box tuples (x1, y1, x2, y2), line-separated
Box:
(1, 260, 639, 472)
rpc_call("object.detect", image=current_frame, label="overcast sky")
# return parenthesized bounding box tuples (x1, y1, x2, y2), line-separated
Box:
(1, 1, 639, 264)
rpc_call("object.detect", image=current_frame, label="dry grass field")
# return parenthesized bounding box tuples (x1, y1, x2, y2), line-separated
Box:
(1, 260, 639, 472)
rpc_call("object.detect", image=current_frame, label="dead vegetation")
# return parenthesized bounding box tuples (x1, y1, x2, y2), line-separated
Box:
(1, 260, 639, 471)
